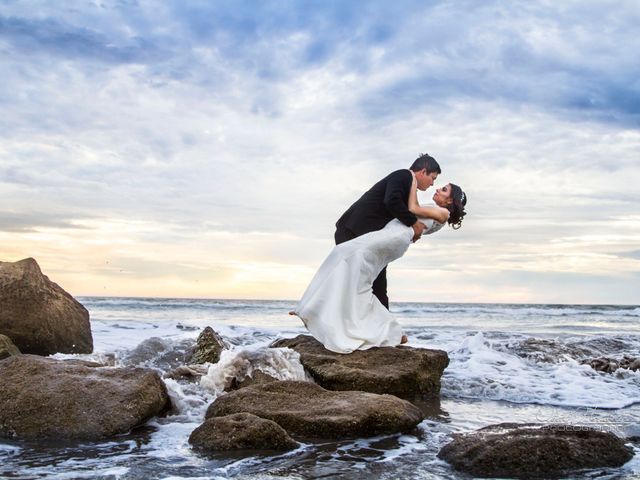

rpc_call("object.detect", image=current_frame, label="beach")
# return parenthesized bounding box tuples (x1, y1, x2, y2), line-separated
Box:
(1, 298, 639, 479)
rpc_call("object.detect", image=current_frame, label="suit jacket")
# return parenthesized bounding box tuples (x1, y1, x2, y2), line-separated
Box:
(336, 169, 417, 237)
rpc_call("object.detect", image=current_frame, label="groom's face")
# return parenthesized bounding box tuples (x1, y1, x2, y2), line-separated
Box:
(417, 169, 438, 191)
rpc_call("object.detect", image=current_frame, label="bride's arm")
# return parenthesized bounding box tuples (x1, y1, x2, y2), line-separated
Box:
(408, 176, 450, 224)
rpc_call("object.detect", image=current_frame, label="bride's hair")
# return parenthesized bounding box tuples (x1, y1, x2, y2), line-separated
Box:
(446, 184, 467, 229)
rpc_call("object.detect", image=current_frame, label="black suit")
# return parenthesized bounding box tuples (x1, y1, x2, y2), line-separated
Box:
(334, 169, 417, 309)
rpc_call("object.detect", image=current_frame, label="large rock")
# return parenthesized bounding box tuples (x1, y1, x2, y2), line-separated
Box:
(582, 355, 640, 373)
(123, 336, 194, 370)
(188, 326, 228, 364)
(0, 354, 171, 440)
(189, 413, 298, 452)
(438, 423, 634, 478)
(206, 380, 424, 439)
(271, 335, 448, 398)
(227, 370, 279, 391)
(0, 334, 20, 360)
(0, 258, 92, 355)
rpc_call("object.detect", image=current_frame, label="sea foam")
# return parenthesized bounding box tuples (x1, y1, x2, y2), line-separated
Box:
(442, 332, 640, 408)
(200, 346, 308, 395)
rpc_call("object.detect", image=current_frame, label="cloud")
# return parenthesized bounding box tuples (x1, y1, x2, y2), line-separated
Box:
(0, 211, 85, 233)
(1, 0, 639, 302)
(619, 250, 640, 260)
(0, 15, 161, 64)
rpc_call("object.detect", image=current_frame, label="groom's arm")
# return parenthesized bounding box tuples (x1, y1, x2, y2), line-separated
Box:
(383, 170, 418, 227)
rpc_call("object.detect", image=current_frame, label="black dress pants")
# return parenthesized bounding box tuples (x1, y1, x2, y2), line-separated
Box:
(334, 226, 389, 310)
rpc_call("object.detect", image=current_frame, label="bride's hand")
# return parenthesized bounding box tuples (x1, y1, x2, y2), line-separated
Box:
(411, 174, 417, 192)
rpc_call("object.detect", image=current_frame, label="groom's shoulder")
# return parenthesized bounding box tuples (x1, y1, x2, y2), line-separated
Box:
(385, 169, 412, 181)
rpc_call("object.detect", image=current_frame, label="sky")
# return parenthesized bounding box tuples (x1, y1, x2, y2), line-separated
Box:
(1, 0, 639, 304)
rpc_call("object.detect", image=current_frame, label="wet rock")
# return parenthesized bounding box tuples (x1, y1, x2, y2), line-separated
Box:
(123, 337, 194, 370)
(206, 380, 424, 439)
(510, 337, 635, 365)
(227, 370, 279, 391)
(582, 355, 640, 373)
(438, 423, 634, 478)
(189, 327, 229, 364)
(189, 413, 298, 452)
(164, 364, 209, 381)
(509, 338, 570, 363)
(0, 258, 93, 355)
(271, 335, 448, 398)
(0, 354, 171, 440)
(0, 334, 20, 360)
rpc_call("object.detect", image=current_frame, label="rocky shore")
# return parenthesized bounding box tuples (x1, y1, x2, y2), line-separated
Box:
(1, 257, 636, 479)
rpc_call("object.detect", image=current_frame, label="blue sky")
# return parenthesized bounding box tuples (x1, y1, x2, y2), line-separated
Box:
(1, 0, 639, 303)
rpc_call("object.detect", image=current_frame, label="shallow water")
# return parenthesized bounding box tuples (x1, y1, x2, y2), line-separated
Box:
(2, 298, 639, 479)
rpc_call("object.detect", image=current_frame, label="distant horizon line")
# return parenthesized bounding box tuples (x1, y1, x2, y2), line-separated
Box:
(75, 295, 640, 308)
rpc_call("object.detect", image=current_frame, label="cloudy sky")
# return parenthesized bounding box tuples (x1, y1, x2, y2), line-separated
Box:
(1, 0, 639, 304)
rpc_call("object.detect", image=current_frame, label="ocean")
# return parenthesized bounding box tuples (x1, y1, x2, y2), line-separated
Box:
(1, 298, 639, 479)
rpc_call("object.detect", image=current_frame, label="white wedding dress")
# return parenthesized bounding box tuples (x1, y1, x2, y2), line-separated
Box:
(293, 213, 444, 353)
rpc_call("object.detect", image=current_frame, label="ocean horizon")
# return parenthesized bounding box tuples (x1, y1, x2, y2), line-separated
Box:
(78, 295, 640, 306)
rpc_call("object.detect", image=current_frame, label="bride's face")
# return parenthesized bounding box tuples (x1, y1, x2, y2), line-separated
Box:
(432, 184, 453, 207)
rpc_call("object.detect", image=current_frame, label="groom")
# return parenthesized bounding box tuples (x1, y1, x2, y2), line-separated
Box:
(334, 153, 441, 309)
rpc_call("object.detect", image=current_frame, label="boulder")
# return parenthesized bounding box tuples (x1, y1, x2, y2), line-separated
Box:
(122, 336, 194, 370)
(188, 326, 228, 364)
(206, 380, 424, 439)
(164, 364, 209, 381)
(0, 334, 20, 360)
(189, 413, 298, 452)
(271, 335, 449, 398)
(0, 354, 171, 440)
(582, 355, 640, 373)
(227, 370, 279, 391)
(438, 423, 634, 478)
(0, 258, 92, 355)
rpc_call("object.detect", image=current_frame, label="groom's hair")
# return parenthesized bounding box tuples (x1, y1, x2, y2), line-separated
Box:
(410, 153, 441, 174)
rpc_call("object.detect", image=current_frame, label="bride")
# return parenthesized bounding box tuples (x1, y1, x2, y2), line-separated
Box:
(290, 174, 467, 353)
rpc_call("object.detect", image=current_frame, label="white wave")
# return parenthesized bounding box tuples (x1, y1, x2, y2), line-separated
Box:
(163, 378, 214, 420)
(200, 347, 308, 395)
(395, 303, 640, 318)
(0, 444, 21, 455)
(442, 332, 640, 408)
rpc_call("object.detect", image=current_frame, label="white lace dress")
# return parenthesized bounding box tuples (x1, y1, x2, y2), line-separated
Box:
(293, 215, 444, 353)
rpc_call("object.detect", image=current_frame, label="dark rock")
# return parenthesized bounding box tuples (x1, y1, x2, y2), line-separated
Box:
(189, 326, 229, 364)
(511, 338, 636, 366)
(227, 370, 279, 391)
(0, 354, 171, 440)
(0, 258, 92, 355)
(438, 423, 634, 478)
(582, 355, 640, 373)
(206, 380, 424, 440)
(510, 338, 571, 363)
(0, 334, 20, 360)
(189, 413, 298, 452)
(164, 364, 209, 381)
(271, 335, 448, 398)
(122, 336, 194, 370)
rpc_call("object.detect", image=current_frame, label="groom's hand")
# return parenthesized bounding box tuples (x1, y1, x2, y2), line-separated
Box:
(411, 221, 426, 242)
